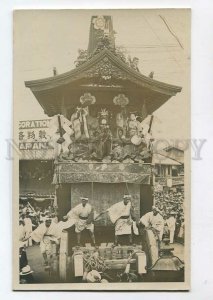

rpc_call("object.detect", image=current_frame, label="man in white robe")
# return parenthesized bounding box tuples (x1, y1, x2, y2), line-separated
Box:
(63, 197, 95, 246)
(19, 219, 26, 242)
(23, 212, 33, 246)
(107, 194, 137, 245)
(139, 206, 164, 241)
(178, 217, 184, 241)
(25, 218, 61, 266)
(166, 211, 176, 244)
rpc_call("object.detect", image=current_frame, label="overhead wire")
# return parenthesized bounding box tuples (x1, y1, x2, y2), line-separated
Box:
(141, 15, 184, 72)
(159, 15, 184, 50)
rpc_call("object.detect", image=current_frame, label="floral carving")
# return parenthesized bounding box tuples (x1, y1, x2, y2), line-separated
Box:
(84, 57, 127, 81)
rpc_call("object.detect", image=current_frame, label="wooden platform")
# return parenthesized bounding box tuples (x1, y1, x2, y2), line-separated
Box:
(72, 243, 143, 260)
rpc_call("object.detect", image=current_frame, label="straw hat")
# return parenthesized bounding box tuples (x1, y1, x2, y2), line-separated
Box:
(20, 265, 34, 276)
(86, 270, 101, 283)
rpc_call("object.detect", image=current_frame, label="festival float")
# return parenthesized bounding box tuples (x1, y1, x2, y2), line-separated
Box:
(24, 15, 183, 282)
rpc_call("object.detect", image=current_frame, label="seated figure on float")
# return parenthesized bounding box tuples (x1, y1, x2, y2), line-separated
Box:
(92, 113, 112, 161)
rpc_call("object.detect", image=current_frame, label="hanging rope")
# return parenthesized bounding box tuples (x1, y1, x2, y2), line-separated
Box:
(125, 182, 130, 195)
(91, 181, 94, 202)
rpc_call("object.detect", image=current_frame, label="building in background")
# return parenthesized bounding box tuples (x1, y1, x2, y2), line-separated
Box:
(154, 146, 184, 191)
(19, 119, 55, 207)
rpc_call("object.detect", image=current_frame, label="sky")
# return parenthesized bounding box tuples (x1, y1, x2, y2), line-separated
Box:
(14, 9, 190, 140)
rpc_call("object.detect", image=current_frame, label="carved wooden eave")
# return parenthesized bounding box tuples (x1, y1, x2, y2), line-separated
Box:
(25, 48, 182, 116)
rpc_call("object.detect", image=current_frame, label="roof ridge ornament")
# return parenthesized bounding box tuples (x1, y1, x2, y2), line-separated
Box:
(74, 16, 142, 73)
(92, 16, 106, 30)
(88, 16, 115, 55)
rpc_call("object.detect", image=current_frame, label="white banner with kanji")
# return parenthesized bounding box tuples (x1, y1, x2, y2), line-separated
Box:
(19, 119, 53, 150)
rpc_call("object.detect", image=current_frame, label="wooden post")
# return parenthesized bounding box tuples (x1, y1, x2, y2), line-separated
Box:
(140, 184, 154, 216)
(56, 184, 71, 221)
(59, 230, 68, 282)
(52, 243, 59, 274)
(61, 96, 67, 118)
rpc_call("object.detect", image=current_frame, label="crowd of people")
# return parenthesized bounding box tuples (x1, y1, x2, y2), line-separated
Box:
(19, 202, 59, 283)
(19, 202, 58, 235)
(153, 189, 185, 244)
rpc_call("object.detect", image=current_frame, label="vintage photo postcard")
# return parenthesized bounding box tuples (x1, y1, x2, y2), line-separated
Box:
(13, 9, 190, 290)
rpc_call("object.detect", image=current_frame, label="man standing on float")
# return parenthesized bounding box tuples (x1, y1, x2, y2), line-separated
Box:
(107, 194, 136, 245)
(63, 197, 95, 246)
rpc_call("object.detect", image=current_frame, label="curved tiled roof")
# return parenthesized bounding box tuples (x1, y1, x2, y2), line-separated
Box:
(25, 48, 181, 96)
